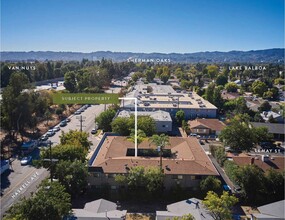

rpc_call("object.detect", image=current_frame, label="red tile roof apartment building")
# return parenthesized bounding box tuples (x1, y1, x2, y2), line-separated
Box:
(88, 135, 219, 190)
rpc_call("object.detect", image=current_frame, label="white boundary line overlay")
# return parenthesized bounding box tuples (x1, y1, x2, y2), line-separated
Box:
(119, 97, 138, 157)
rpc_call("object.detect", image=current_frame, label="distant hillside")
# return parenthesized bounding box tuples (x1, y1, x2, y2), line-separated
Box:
(1, 48, 284, 63)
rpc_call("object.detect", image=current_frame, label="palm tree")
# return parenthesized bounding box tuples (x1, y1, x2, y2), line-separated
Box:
(127, 129, 147, 145)
(150, 134, 170, 171)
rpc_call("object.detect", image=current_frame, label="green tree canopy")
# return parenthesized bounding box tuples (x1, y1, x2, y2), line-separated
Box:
(200, 176, 222, 194)
(4, 181, 71, 220)
(219, 119, 255, 152)
(54, 160, 88, 197)
(202, 191, 238, 220)
(216, 74, 228, 86)
(41, 144, 87, 162)
(60, 130, 91, 150)
(96, 109, 116, 131)
(64, 71, 77, 93)
(175, 110, 185, 125)
(235, 165, 266, 202)
(252, 81, 267, 97)
(115, 166, 164, 193)
(258, 101, 272, 112)
(111, 117, 131, 136)
(225, 82, 239, 92)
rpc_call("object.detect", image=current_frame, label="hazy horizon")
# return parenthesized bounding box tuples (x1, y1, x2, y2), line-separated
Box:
(1, 48, 284, 54)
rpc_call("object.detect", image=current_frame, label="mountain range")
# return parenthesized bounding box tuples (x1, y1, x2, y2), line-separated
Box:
(1, 48, 284, 63)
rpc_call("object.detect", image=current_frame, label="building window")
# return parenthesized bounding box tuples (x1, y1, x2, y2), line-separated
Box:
(191, 175, 197, 180)
(203, 129, 207, 133)
(162, 125, 168, 128)
(178, 175, 183, 180)
(172, 175, 178, 179)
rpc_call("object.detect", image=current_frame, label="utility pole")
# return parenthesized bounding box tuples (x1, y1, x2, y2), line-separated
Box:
(76, 115, 86, 132)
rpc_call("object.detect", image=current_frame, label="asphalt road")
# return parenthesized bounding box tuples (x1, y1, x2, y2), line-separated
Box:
(0, 104, 106, 217)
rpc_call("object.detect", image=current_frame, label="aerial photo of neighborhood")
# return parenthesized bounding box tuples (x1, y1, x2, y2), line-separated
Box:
(0, 0, 284, 219)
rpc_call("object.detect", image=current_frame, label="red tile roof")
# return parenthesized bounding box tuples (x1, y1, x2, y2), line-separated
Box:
(228, 154, 285, 172)
(91, 136, 219, 176)
(188, 119, 226, 131)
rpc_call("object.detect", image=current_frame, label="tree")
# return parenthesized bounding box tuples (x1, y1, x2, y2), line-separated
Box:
(182, 120, 190, 133)
(54, 160, 88, 197)
(128, 129, 147, 145)
(60, 130, 91, 150)
(144, 166, 164, 193)
(146, 69, 155, 82)
(64, 71, 77, 93)
(202, 191, 238, 220)
(223, 160, 240, 183)
(4, 181, 71, 220)
(41, 144, 87, 162)
(252, 81, 267, 97)
(200, 176, 222, 194)
(160, 73, 169, 84)
(258, 101, 272, 112)
(137, 116, 156, 136)
(150, 134, 170, 170)
(235, 165, 266, 202)
(96, 109, 116, 131)
(264, 169, 285, 203)
(216, 74, 228, 86)
(171, 214, 195, 220)
(225, 82, 239, 92)
(219, 119, 255, 152)
(175, 110, 185, 125)
(44, 109, 52, 127)
(1, 72, 31, 135)
(116, 166, 164, 193)
(252, 126, 273, 143)
(126, 166, 145, 189)
(207, 65, 219, 79)
(111, 117, 131, 136)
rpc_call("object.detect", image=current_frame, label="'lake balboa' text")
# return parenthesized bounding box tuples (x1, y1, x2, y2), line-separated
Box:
(229, 66, 266, 71)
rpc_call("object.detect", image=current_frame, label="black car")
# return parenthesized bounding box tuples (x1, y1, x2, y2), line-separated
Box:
(60, 120, 67, 127)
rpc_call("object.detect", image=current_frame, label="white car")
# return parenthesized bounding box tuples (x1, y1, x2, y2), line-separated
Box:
(47, 129, 55, 137)
(20, 156, 32, 165)
(53, 126, 60, 132)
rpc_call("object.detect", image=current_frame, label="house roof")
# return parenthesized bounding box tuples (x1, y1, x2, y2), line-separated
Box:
(71, 199, 127, 220)
(84, 199, 117, 213)
(251, 122, 285, 134)
(156, 198, 213, 220)
(91, 136, 219, 176)
(188, 119, 226, 131)
(228, 154, 285, 172)
(257, 200, 285, 219)
(260, 111, 282, 120)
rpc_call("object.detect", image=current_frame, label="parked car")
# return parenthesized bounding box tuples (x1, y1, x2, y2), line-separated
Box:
(1, 160, 10, 175)
(47, 129, 55, 137)
(53, 126, 60, 132)
(60, 120, 67, 127)
(20, 156, 32, 165)
(91, 128, 97, 134)
(223, 184, 232, 192)
(40, 134, 48, 141)
(74, 111, 81, 115)
(65, 118, 71, 122)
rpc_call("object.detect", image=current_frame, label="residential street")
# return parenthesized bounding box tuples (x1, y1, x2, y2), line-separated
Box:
(0, 104, 106, 217)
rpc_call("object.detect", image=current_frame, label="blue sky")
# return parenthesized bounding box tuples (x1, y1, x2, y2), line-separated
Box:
(1, 0, 284, 53)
